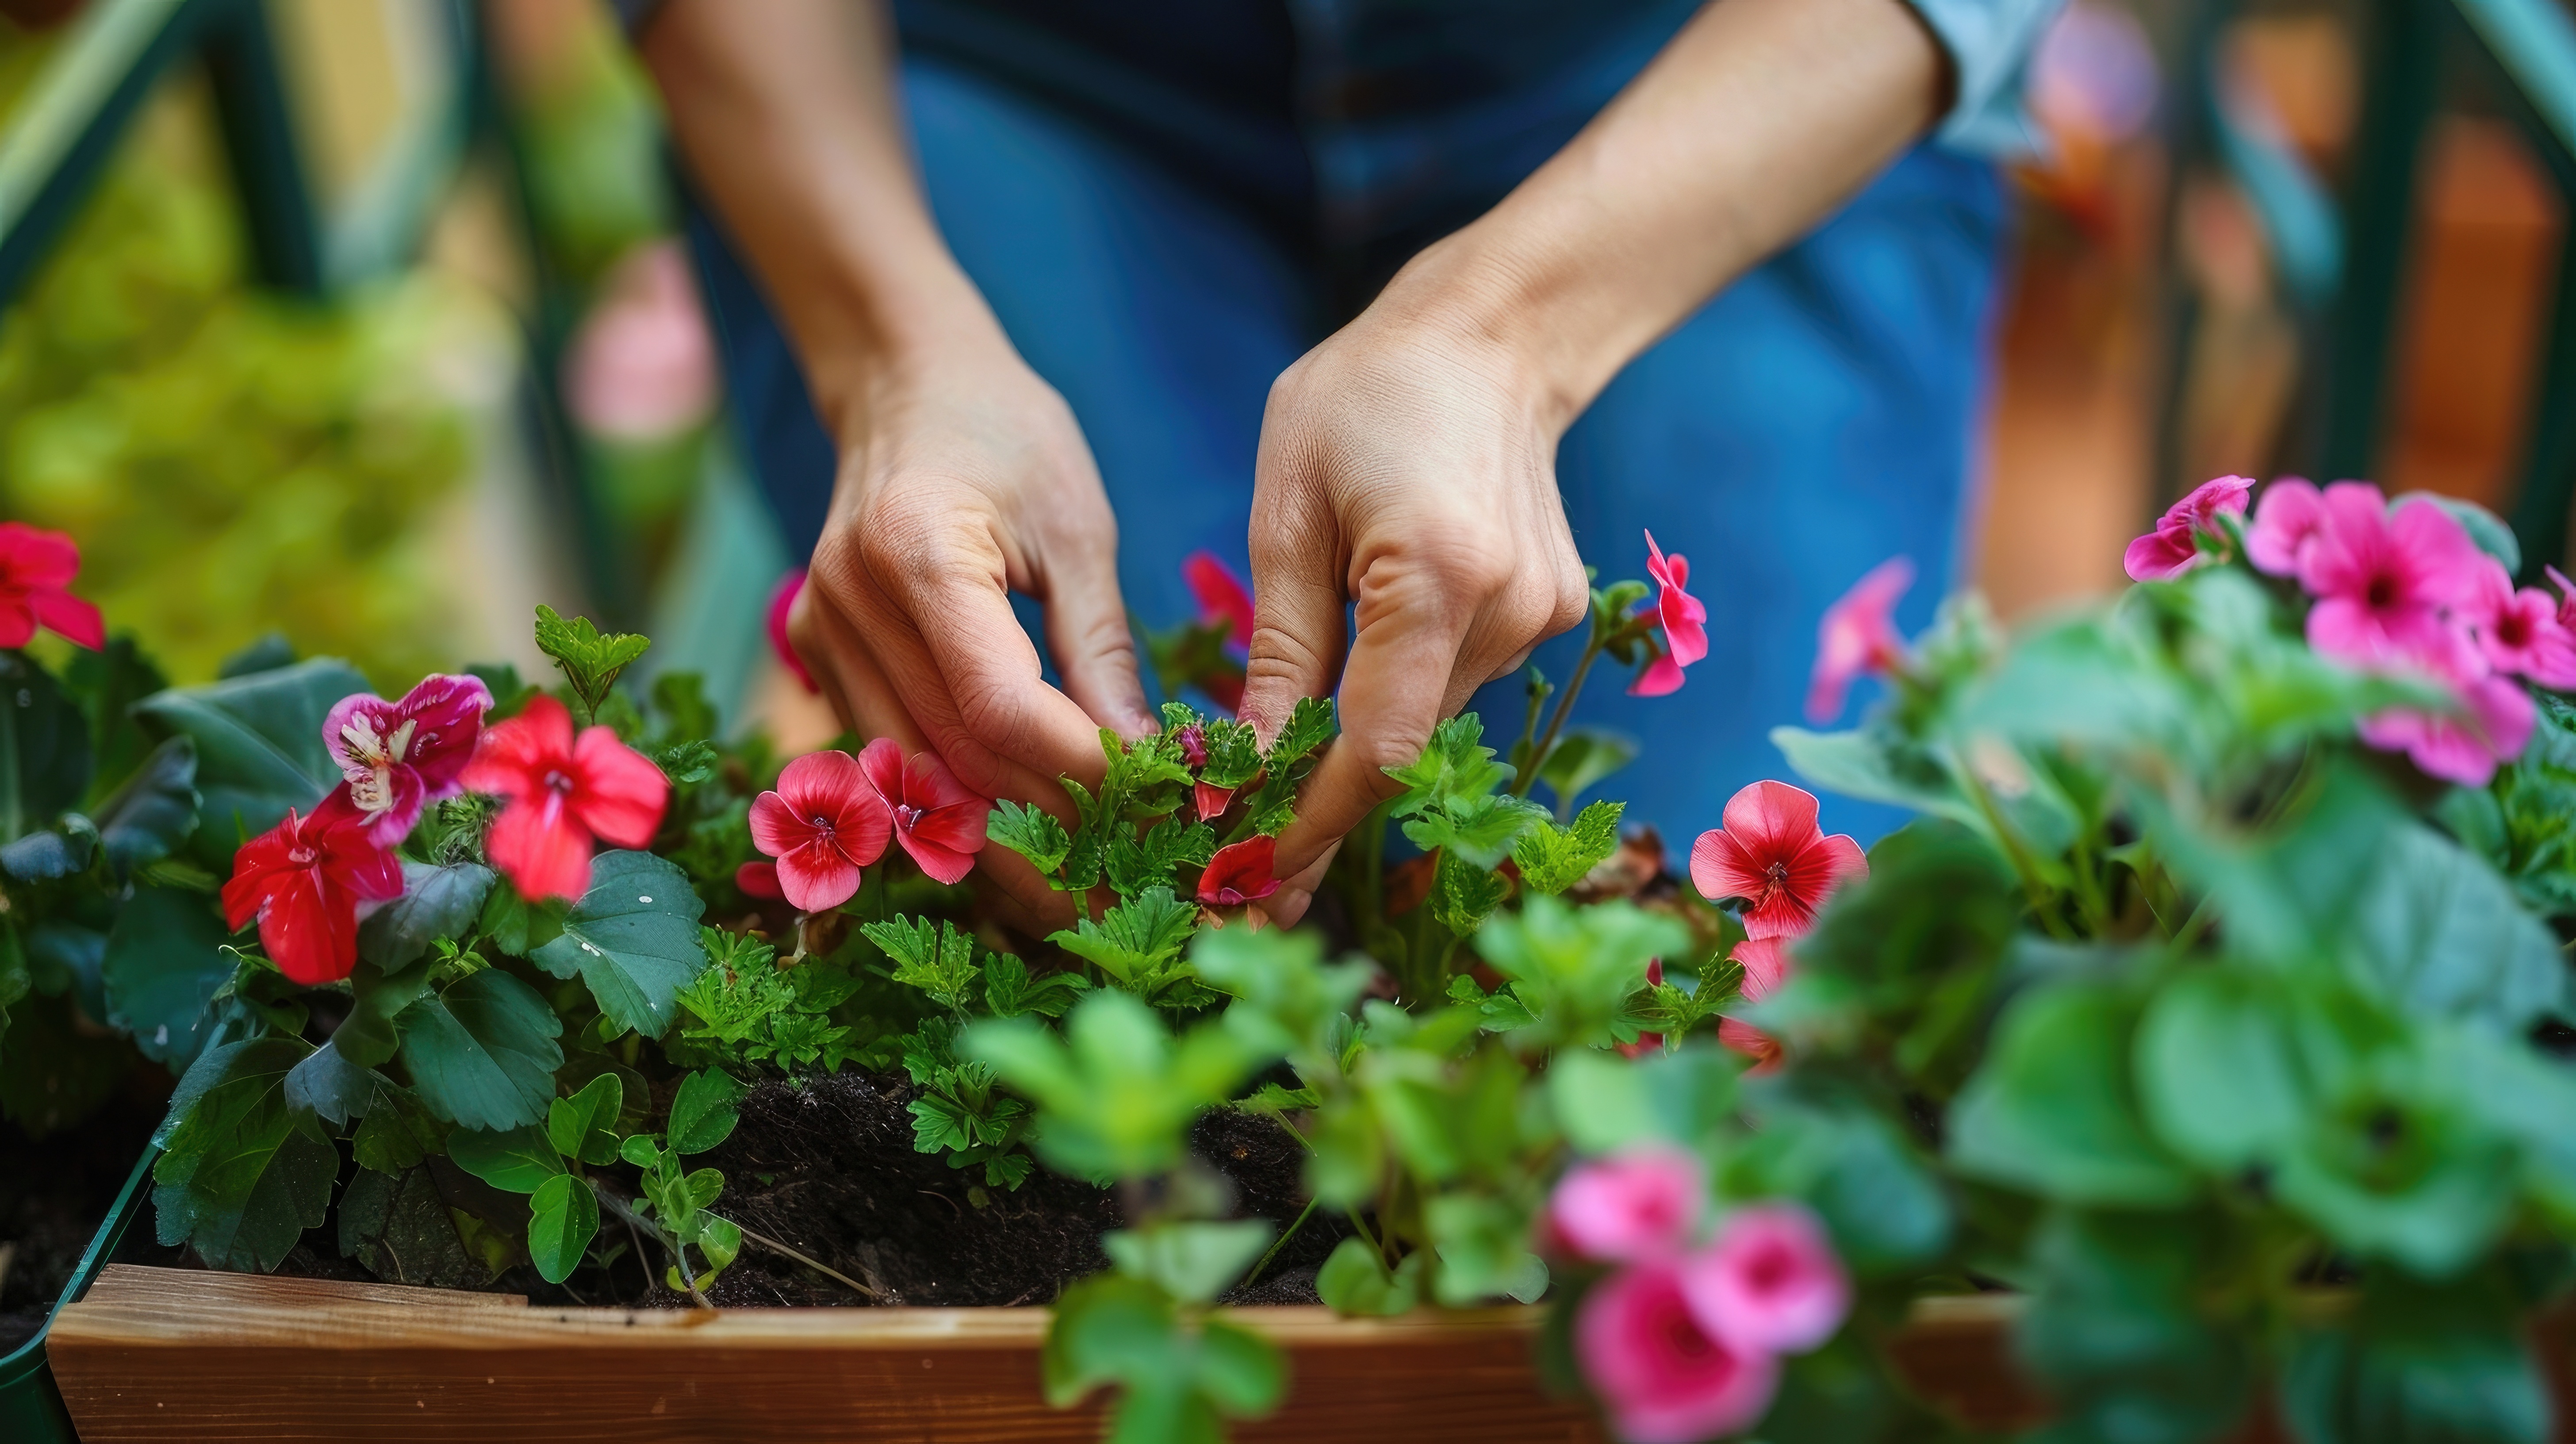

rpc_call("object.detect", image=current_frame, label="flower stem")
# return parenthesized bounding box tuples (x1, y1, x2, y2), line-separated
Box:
(1238, 1198, 1319, 1292)
(1511, 641, 1602, 799)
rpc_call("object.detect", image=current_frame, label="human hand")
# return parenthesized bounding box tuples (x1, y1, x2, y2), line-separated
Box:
(785, 335, 1153, 924)
(1239, 300, 1591, 923)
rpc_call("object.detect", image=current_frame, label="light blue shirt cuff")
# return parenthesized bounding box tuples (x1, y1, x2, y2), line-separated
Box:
(1905, 0, 2070, 157)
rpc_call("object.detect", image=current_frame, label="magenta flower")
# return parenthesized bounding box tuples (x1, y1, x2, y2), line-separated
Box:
(750, 749, 894, 912)
(220, 786, 405, 986)
(1550, 1148, 1706, 1264)
(2245, 477, 2327, 576)
(767, 569, 819, 694)
(1690, 782, 1867, 941)
(1576, 1258, 1780, 1444)
(2463, 557, 2576, 690)
(2548, 565, 2576, 631)
(2354, 627, 2535, 787)
(1680, 1204, 1851, 1356)
(2123, 474, 2252, 581)
(2298, 484, 2485, 668)
(1806, 557, 1913, 723)
(857, 738, 989, 886)
(1630, 531, 1708, 698)
(1717, 937, 1790, 1071)
(324, 674, 494, 847)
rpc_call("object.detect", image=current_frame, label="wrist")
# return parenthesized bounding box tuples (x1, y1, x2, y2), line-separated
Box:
(805, 263, 1021, 446)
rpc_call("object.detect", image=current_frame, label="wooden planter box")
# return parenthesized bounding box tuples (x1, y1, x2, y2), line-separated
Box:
(45, 1264, 2226, 1444)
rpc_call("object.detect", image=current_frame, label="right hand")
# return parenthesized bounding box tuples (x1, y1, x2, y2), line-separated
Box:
(783, 335, 1153, 924)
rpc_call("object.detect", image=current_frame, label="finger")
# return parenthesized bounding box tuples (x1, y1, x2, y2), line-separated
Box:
(1238, 469, 1347, 749)
(1034, 512, 1157, 741)
(1252, 839, 1338, 930)
(1272, 558, 1477, 878)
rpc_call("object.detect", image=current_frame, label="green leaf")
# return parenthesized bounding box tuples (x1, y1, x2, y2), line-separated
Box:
(1422, 1191, 1548, 1305)
(350, 1091, 444, 1174)
(861, 915, 982, 1011)
(963, 991, 1258, 1181)
(1948, 981, 2196, 1208)
(1106, 815, 1215, 899)
(1103, 1219, 1273, 1304)
(1534, 728, 1636, 812)
(91, 735, 197, 875)
(1194, 926, 1374, 1064)
(530, 851, 708, 1038)
(668, 1068, 747, 1155)
(0, 653, 92, 844)
(65, 634, 170, 812)
(1316, 1237, 1422, 1317)
(1199, 718, 1261, 790)
(532, 604, 651, 718)
(336, 959, 435, 1071)
(986, 800, 1073, 877)
(360, 861, 495, 972)
(2347, 823, 2567, 1033)
(981, 951, 1089, 1019)
(2284, 1271, 2548, 1444)
(0, 821, 95, 880)
(1264, 696, 1337, 768)
(397, 968, 565, 1130)
(2016, 1208, 2255, 1444)
(133, 658, 367, 870)
(1472, 897, 1684, 1051)
(1511, 800, 1623, 896)
(102, 883, 232, 1069)
(1737, 1073, 1955, 1274)
(2134, 968, 2311, 1172)
(1547, 1046, 1740, 1157)
(449, 1123, 566, 1194)
(1429, 850, 1513, 936)
(527, 1173, 601, 1285)
(151, 1037, 336, 1272)
(337, 1165, 490, 1289)
(281, 1041, 394, 1129)
(548, 1072, 625, 1166)
(1050, 887, 1198, 990)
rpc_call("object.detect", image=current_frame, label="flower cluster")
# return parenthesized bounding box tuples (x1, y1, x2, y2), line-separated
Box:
(744, 738, 991, 911)
(1548, 1148, 1850, 1443)
(1687, 781, 1865, 1068)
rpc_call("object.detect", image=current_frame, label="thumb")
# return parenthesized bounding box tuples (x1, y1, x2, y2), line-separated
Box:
(1040, 524, 1157, 741)
(1238, 482, 1347, 747)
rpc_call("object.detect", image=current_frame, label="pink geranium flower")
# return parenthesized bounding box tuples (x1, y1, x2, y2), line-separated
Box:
(1630, 531, 1708, 698)
(2354, 626, 2535, 787)
(1806, 557, 1914, 723)
(323, 674, 493, 846)
(2123, 474, 2252, 581)
(1717, 937, 1790, 1071)
(1681, 1203, 1851, 1356)
(0, 522, 104, 650)
(2245, 477, 2327, 576)
(2297, 484, 2485, 668)
(2463, 557, 2576, 689)
(1197, 835, 1280, 907)
(767, 569, 819, 694)
(1549, 1148, 1706, 1264)
(750, 750, 894, 911)
(220, 787, 404, 985)
(1690, 782, 1867, 941)
(858, 738, 988, 885)
(1576, 1258, 1781, 1444)
(460, 695, 670, 901)
(1183, 552, 1256, 712)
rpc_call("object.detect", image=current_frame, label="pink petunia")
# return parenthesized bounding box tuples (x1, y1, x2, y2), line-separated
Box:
(767, 569, 819, 694)
(2462, 556, 2576, 690)
(1197, 835, 1280, 907)
(1680, 1203, 1852, 1356)
(2297, 484, 2486, 668)
(1630, 531, 1709, 698)
(220, 787, 405, 985)
(2123, 474, 2252, 582)
(0, 521, 104, 651)
(1690, 782, 1867, 941)
(323, 674, 494, 847)
(1576, 1258, 1781, 1444)
(460, 695, 670, 901)
(857, 738, 989, 885)
(2245, 477, 2327, 576)
(1806, 557, 1914, 723)
(1549, 1148, 1706, 1264)
(1717, 937, 1790, 1071)
(749, 750, 894, 912)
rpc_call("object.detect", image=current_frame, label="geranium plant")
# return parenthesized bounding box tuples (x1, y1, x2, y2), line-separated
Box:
(4, 485, 2573, 1444)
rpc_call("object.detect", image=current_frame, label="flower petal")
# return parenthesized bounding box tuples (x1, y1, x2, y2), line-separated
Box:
(0, 523, 81, 589)
(1719, 780, 1821, 858)
(857, 737, 908, 806)
(895, 830, 979, 887)
(908, 799, 989, 862)
(570, 725, 671, 848)
(748, 790, 816, 859)
(26, 588, 103, 649)
(1628, 652, 1687, 697)
(1688, 828, 1767, 908)
(488, 794, 595, 902)
(460, 694, 575, 801)
(259, 872, 360, 986)
(1184, 551, 1258, 649)
(776, 840, 864, 912)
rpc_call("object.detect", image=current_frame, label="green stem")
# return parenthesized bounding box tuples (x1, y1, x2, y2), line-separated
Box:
(1958, 764, 2072, 941)
(1511, 642, 1602, 799)
(1238, 1198, 1319, 1292)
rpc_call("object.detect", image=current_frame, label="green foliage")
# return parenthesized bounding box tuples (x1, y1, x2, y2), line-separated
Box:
(674, 929, 862, 1072)
(151, 1037, 335, 1272)
(395, 968, 565, 1130)
(1043, 1271, 1284, 1442)
(1510, 800, 1623, 896)
(964, 991, 1261, 1182)
(531, 605, 652, 723)
(1050, 888, 1201, 1001)
(134, 658, 366, 869)
(530, 850, 709, 1040)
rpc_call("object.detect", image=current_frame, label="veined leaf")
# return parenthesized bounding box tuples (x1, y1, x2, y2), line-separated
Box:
(361, 861, 494, 971)
(134, 658, 366, 871)
(987, 800, 1073, 877)
(1050, 887, 1196, 988)
(531, 851, 706, 1038)
(151, 1037, 334, 1273)
(397, 968, 564, 1130)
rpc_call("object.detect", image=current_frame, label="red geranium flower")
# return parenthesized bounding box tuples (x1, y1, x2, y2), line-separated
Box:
(858, 738, 988, 885)
(460, 695, 670, 901)
(1198, 835, 1280, 907)
(220, 787, 404, 985)
(0, 522, 104, 651)
(1717, 936, 1790, 1071)
(1689, 781, 1866, 941)
(1630, 530, 1708, 698)
(749, 749, 893, 911)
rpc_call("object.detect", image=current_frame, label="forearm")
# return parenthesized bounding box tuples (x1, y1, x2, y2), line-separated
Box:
(1375, 0, 1949, 433)
(640, 0, 1004, 432)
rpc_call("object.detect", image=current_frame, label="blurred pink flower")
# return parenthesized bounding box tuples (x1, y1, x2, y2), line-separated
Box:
(1630, 531, 1708, 698)
(0, 521, 104, 650)
(2030, 0, 2162, 144)
(1681, 1204, 1851, 1356)
(1806, 557, 1913, 723)
(2463, 557, 2576, 690)
(1717, 937, 1789, 1071)
(2298, 484, 2484, 668)
(858, 738, 989, 885)
(1577, 1258, 1780, 1444)
(2355, 628, 2535, 787)
(323, 674, 493, 847)
(1690, 782, 1866, 941)
(767, 569, 819, 694)
(2245, 477, 2327, 576)
(2548, 566, 2576, 630)
(750, 749, 894, 912)
(735, 860, 785, 900)
(1549, 1148, 1706, 1264)
(461, 695, 670, 901)
(2124, 475, 2251, 582)
(1182, 552, 1255, 712)
(563, 242, 717, 443)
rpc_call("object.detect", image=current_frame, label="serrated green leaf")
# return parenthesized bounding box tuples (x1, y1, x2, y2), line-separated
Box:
(134, 658, 366, 871)
(532, 605, 651, 718)
(151, 1037, 335, 1272)
(531, 851, 707, 1038)
(1265, 696, 1337, 768)
(1512, 800, 1624, 896)
(1106, 815, 1215, 899)
(861, 915, 982, 1011)
(981, 951, 1088, 1019)
(282, 1040, 394, 1129)
(397, 968, 564, 1130)
(1050, 887, 1197, 990)
(987, 800, 1073, 877)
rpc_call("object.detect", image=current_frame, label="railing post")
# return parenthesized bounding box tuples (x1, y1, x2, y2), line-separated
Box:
(2320, 0, 2444, 483)
(197, 0, 320, 294)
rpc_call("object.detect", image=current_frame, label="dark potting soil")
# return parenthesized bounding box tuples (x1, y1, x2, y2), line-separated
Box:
(0, 1072, 175, 1353)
